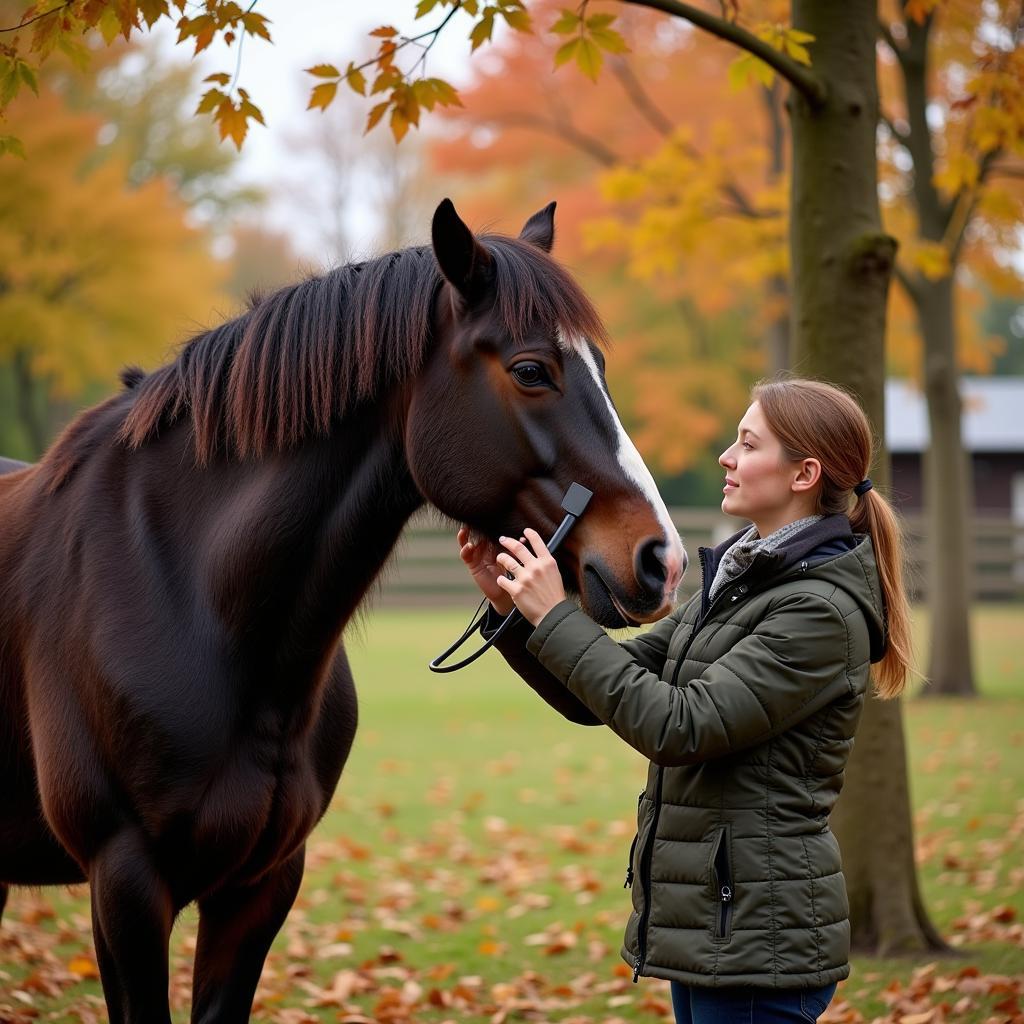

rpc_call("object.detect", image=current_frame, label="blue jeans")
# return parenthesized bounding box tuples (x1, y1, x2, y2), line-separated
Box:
(671, 981, 837, 1023)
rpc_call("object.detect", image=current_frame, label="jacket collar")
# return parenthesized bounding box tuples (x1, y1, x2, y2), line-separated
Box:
(702, 513, 858, 597)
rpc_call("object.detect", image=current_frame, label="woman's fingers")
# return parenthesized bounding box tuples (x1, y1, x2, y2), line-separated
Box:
(522, 527, 552, 559)
(499, 535, 535, 563)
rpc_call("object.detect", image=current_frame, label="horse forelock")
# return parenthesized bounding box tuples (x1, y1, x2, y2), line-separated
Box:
(113, 235, 608, 465)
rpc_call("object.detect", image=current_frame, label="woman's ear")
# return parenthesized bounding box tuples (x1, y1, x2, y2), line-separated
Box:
(791, 458, 822, 494)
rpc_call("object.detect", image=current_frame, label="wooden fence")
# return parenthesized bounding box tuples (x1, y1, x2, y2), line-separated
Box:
(375, 508, 1024, 608)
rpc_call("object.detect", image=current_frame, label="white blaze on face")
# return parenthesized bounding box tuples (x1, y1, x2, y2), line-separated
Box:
(565, 330, 686, 588)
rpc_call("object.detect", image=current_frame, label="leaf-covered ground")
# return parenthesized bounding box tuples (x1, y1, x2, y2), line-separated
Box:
(2, 606, 1021, 1024)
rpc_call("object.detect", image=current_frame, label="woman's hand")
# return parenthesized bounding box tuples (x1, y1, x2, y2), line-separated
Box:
(457, 527, 515, 616)
(494, 529, 567, 626)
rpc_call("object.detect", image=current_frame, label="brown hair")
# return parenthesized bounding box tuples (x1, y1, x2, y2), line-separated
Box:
(752, 377, 911, 699)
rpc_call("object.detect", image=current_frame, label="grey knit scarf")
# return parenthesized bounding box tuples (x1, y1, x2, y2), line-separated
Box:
(708, 515, 824, 603)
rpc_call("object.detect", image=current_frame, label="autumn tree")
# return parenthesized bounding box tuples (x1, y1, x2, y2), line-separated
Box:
(878, 1, 1024, 697)
(0, 88, 225, 456)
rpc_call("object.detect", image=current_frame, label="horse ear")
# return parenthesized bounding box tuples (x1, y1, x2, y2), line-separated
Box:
(431, 198, 494, 304)
(519, 201, 556, 253)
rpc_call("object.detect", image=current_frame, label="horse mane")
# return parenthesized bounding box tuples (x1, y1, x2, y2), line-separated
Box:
(114, 235, 608, 465)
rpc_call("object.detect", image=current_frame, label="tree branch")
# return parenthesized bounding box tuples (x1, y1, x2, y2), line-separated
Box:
(608, 56, 675, 137)
(879, 109, 909, 145)
(481, 110, 622, 167)
(877, 18, 905, 60)
(0, 2, 71, 33)
(892, 261, 921, 303)
(617, 0, 827, 105)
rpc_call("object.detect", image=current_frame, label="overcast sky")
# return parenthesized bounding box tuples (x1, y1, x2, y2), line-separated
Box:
(152, 1, 487, 256)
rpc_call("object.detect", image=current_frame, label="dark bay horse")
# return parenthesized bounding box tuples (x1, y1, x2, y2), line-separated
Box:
(0, 199, 685, 1022)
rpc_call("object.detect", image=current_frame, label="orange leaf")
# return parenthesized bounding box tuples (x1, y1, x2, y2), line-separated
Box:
(308, 81, 338, 111)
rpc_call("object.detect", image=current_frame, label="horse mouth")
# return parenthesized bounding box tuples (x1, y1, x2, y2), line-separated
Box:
(582, 565, 641, 629)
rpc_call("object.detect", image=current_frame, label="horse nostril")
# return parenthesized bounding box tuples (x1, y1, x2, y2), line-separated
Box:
(635, 539, 669, 592)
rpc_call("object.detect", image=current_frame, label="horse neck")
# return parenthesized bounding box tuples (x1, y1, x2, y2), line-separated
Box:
(202, 394, 424, 672)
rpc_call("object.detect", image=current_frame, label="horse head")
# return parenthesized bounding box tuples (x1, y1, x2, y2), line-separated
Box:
(405, 199, 686, 627)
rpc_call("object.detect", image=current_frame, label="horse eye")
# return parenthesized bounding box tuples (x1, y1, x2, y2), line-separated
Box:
(512, 362, 548, 388)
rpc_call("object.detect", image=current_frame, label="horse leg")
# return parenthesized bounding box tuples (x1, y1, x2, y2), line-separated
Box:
(90, 828, 174, 1024)
(190, 845, 306, 1024)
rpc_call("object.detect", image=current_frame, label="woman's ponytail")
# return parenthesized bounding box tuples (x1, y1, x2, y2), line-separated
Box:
(849, 488, 911, 698)
(754, 377, 912, 699)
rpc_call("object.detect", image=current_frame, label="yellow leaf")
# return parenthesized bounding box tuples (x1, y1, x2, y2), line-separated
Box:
(365, 100, 390, 133)
(912, 241, 951, 280)
(203, 72, 232, 86)
(550, 9, 580, 34)
(345, 63, 367, 96)
(98, 8, 122, 45)
(590, 26, 629, 55)
(390, 105, 410, 143)
(574, 37, 602, 81)
(554, 37, 580, 67)
(306, 63, 340, 79)
(68, 955, 100, 980)
(470, 13, 495, 51)
(215, 97, 250, 149)
(501, 7, 532, 31)
(308, 81, 338, 111)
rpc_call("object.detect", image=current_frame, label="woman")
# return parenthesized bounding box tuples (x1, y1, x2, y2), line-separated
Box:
(456, 378, 911, 1024)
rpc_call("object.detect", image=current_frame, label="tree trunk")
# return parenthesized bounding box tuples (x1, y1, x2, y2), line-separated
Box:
(788, 0, 947, 955)
(919, 275, 977, 695)
(896, 15, 977, 697)
(12, 349, 48, 458)
(762, 83, 790, 374)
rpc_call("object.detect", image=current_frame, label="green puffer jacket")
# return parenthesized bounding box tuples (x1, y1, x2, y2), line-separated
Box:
(488, 514, 886, 990)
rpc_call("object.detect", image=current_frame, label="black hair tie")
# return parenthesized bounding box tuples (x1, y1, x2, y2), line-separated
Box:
(854, 478, 873, 497)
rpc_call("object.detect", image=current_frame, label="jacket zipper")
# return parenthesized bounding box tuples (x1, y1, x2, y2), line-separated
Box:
(712, 826, 734, 940)
(632, 547, 756, 981)
(623, 790, 645, 888)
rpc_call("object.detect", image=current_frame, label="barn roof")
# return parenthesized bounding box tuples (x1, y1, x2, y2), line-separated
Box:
(886, 377, 1024, 454)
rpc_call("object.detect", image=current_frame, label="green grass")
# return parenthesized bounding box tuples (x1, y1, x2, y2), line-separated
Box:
(2, 604, 1021, 1023)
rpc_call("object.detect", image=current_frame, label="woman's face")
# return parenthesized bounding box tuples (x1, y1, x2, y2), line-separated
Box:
(718, 401, 816, 531)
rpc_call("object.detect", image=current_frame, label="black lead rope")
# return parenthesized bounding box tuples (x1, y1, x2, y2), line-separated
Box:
(428, 483, 594, 673)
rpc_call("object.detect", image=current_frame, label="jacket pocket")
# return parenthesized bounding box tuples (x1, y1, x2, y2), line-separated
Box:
(709, 825, 734, 941)
(623, 791, 645, 888)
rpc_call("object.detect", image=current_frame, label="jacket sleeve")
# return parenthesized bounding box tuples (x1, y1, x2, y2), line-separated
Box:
(481, 605, 601, 725)
(525, 591, 855, 766)
(482, 596, 690, 727)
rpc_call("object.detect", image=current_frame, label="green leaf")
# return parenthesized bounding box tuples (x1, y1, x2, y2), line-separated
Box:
(554, 36, 580, 67)
(18, 62, 39, 96)
(306, 63, 341, 78)
(415, 0, 443, 15)
(550, 10, 581, 34)
(585, 13, 616, 29)
(0, 133, 26, 159)
(574, 36, 602, 80)
(308, 81, 338, 111)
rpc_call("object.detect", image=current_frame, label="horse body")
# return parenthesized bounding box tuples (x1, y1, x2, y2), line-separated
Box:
(0, 200, 687, 1023)
(0, 391, 419, 900)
